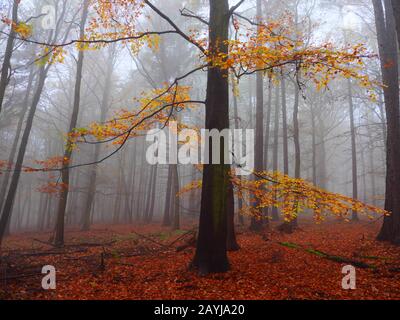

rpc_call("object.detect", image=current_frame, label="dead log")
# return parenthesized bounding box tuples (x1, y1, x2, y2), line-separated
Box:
(278, 241, 376, 269)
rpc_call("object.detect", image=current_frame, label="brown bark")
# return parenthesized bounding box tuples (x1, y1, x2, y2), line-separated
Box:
(373, 0, 400, 243)
(391, 0, 400, 48)
(192, 0, 231, 274)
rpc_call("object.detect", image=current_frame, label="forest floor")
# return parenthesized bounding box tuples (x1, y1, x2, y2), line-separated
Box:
(1, 218, 400, 300)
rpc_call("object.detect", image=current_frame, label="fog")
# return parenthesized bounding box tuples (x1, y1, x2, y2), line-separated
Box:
(0, 0, 389, 236)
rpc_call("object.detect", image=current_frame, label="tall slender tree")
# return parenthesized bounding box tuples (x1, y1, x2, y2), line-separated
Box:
(347, 80, 359, 221)
(0, 0, 19, 114)
(55, 0, 90, 246)
(0, 1, 74, 245)
(81, 46, 116, 231)
(250, 0, 265, 232)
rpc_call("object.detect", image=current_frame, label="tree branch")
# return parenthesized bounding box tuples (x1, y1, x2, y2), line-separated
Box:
(229, 0, 247, 16)
(0, 30, 179, 48)
(144, 0, 206, 54)
(180, 8, 209, 25)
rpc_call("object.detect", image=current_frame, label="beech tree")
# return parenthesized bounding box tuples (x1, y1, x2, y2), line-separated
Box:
(373, 0, 400, 244)
(0, 0, 387, 275)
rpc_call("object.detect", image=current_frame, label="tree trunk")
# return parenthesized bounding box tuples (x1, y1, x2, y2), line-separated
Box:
(373, 0, 400, 243)
(262, 82, 272, 220)
(311, 106, 317, 186)
(192, 0, 230, 274)
(366, 114, 377, 206)
(0, 67, 35, 210)
(0, 65, 47, 246)
(81, 46, 115, 231)
(391, 0, 400, 48)
(250, 0, 265, 232)
(264, 82, 272, 171)
(348, 80, 359, 221)
(0, 0, 18, 114)
(231, 76, 244, 225)
(271, 84, 280, 221)
(281, 80, 300, 232)
(172, 165, 180, 230)
(226, 179, 239, 251)
(281, 76, 289, 175)
(54, 0, 89, 246)
(163, 166, 173, 226)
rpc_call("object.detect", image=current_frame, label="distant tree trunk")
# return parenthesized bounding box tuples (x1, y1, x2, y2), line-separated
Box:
(172, 164, 180, 230)
(113, 168, 123, 224)
(135, 151, 147, 222)
(150, 165, 158, 222)
(317, 119, 328, 189)
(293, 83, 301, 181)
(271, 84, 280, 221)
(143, 166, 153, 222)
(226, 179, 239, 251)
(348, 80, 359, 221)
(311, 106, 317, 186)
(250, 0, 265, 232)
(373, 0, 400, 243)
(81, 46, 115, 231)
(232, 76, 244, 225)
(264, 82, 272, 170)
(145, 164, 158, 223)
(192, 0, 230, 274)
(162, 166, 172, 226)
(127, 142, 137, 223)
(0, 2, 71, 245)
(0, 0, 18, 114)
(37, 192, 48, 231)
(0, 65, 47, 246)
(281, 80, 300, 232)
(0, 67, 35, 210)
(281, 75, 289, 175)
(366, 115, 377, 206)
(54, 0, 89, 246)
(262, 82, 272, 220)
(361, 145, 367, 202)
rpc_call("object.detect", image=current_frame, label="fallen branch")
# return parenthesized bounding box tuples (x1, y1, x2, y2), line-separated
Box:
(33, 238, 116, 249)
(168, 228, 197, 247)
(33, 238, 57, 248)
(176, 234, 197, 252)
(130, 230, 169, 248)
(278, 242, 376, 269)
(66, 241, 116, 248)
(0, 272, 42, 281)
